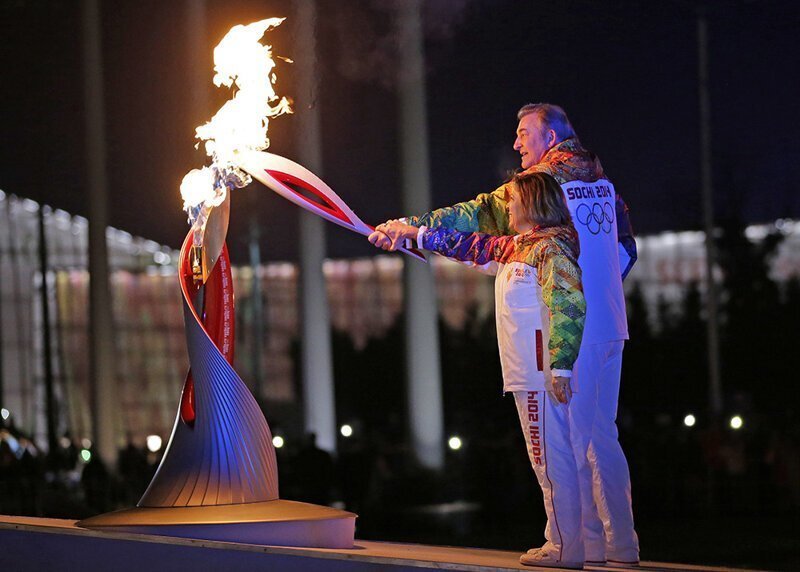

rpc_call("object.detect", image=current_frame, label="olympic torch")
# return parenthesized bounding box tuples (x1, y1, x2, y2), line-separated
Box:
(235, 150, 426, 261)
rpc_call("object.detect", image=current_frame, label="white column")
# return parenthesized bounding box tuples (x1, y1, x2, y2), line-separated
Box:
(82, 0, 118, 466)
(186, 0, 210, 128)
(397, 0, 444, 470)
(696, 10, 722, 416)
(293, 0, 337, 454)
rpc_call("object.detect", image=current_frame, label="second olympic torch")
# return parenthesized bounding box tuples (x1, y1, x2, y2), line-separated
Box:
(235, 150, 426, 262)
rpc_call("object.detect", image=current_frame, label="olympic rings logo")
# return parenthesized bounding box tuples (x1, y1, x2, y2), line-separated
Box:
(575, 201, 614, 235)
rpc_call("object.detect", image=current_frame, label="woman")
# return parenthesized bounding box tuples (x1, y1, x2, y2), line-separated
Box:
(379, 172, 586, 569)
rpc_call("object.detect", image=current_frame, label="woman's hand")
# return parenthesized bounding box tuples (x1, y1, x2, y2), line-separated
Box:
(552, 376, 573, 405)
(370, 220, 418, 251)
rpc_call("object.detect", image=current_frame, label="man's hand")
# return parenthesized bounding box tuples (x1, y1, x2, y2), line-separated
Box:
(368, 220, 418, 251)
(367, 228, 392, 250)
(551, 376, 573, 405)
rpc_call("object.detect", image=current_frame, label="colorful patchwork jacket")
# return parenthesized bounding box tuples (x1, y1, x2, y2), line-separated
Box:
(408, 138, 635, 345)
(406, 138, 637, 279)
(419, 224, 586, 392)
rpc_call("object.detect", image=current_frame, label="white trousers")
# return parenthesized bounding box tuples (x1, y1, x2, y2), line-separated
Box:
(513, 391, 584, 564)
(570, 340, 639, 563)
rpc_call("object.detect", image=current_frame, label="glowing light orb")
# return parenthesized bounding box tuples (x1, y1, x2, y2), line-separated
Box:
(272, 435, 285, 449)
(80, 449, 92, 463)
(730, 415, 743, 430)
(448, 436, 463, 451)
(146, 435, 163, 453)
(340, 424, 353, 438)
(683, 414, 696, 427)
(0, 408, 9, 420)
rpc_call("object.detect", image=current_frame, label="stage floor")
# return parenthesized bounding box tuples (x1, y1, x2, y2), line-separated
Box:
(0, 515, 762, 572)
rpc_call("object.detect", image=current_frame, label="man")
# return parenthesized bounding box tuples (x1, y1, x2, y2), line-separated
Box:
(370, 103, 639, 568)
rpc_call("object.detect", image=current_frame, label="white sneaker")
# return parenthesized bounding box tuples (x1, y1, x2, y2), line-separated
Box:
(520, 547, 583, 569)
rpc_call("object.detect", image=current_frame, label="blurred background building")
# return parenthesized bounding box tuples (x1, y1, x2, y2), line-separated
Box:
(2, 187, 798, 452)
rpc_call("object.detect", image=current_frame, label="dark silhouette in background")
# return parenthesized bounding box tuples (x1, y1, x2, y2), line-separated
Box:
(293, 432, 335, 506)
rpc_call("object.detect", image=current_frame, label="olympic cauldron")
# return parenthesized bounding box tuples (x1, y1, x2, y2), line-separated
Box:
(78, 189, 356, 548)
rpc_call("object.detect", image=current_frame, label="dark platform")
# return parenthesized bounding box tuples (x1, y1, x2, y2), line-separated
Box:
(0, 515, 763, 572)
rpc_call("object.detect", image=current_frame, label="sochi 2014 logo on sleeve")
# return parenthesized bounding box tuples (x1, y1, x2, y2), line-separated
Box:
(575, 201, 614, 235)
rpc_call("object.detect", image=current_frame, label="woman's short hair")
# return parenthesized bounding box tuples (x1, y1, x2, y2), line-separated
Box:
(511, 172, 573, 228)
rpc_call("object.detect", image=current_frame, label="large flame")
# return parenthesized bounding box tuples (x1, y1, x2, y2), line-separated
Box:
(197, 18, 293, 166)
(180, 167, 218, 212)
(180, 18, 292, 227)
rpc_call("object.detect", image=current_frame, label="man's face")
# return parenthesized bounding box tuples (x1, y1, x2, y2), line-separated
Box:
(513, 114, 552, 170)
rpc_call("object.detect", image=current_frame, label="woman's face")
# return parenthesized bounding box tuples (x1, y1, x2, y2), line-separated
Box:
(508, 184, 532, 233)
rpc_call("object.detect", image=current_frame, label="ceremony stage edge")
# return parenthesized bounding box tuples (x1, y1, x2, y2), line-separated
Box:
(0, 515, 761, 572)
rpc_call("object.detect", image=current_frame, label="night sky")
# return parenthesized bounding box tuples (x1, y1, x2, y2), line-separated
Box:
(1, 0, 798, 262)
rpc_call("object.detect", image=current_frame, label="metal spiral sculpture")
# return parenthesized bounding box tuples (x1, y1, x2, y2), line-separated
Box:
(79, 193, 355, 548)
(137, 223, 278, 507)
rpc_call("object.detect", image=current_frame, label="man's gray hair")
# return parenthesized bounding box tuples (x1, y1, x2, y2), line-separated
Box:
(517, 103, 577, 141)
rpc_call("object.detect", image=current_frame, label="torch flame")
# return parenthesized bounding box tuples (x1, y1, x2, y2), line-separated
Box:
(180, 167, 219, 212)
(181, 18, 292, 222)
(197, 18, 292, 167)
